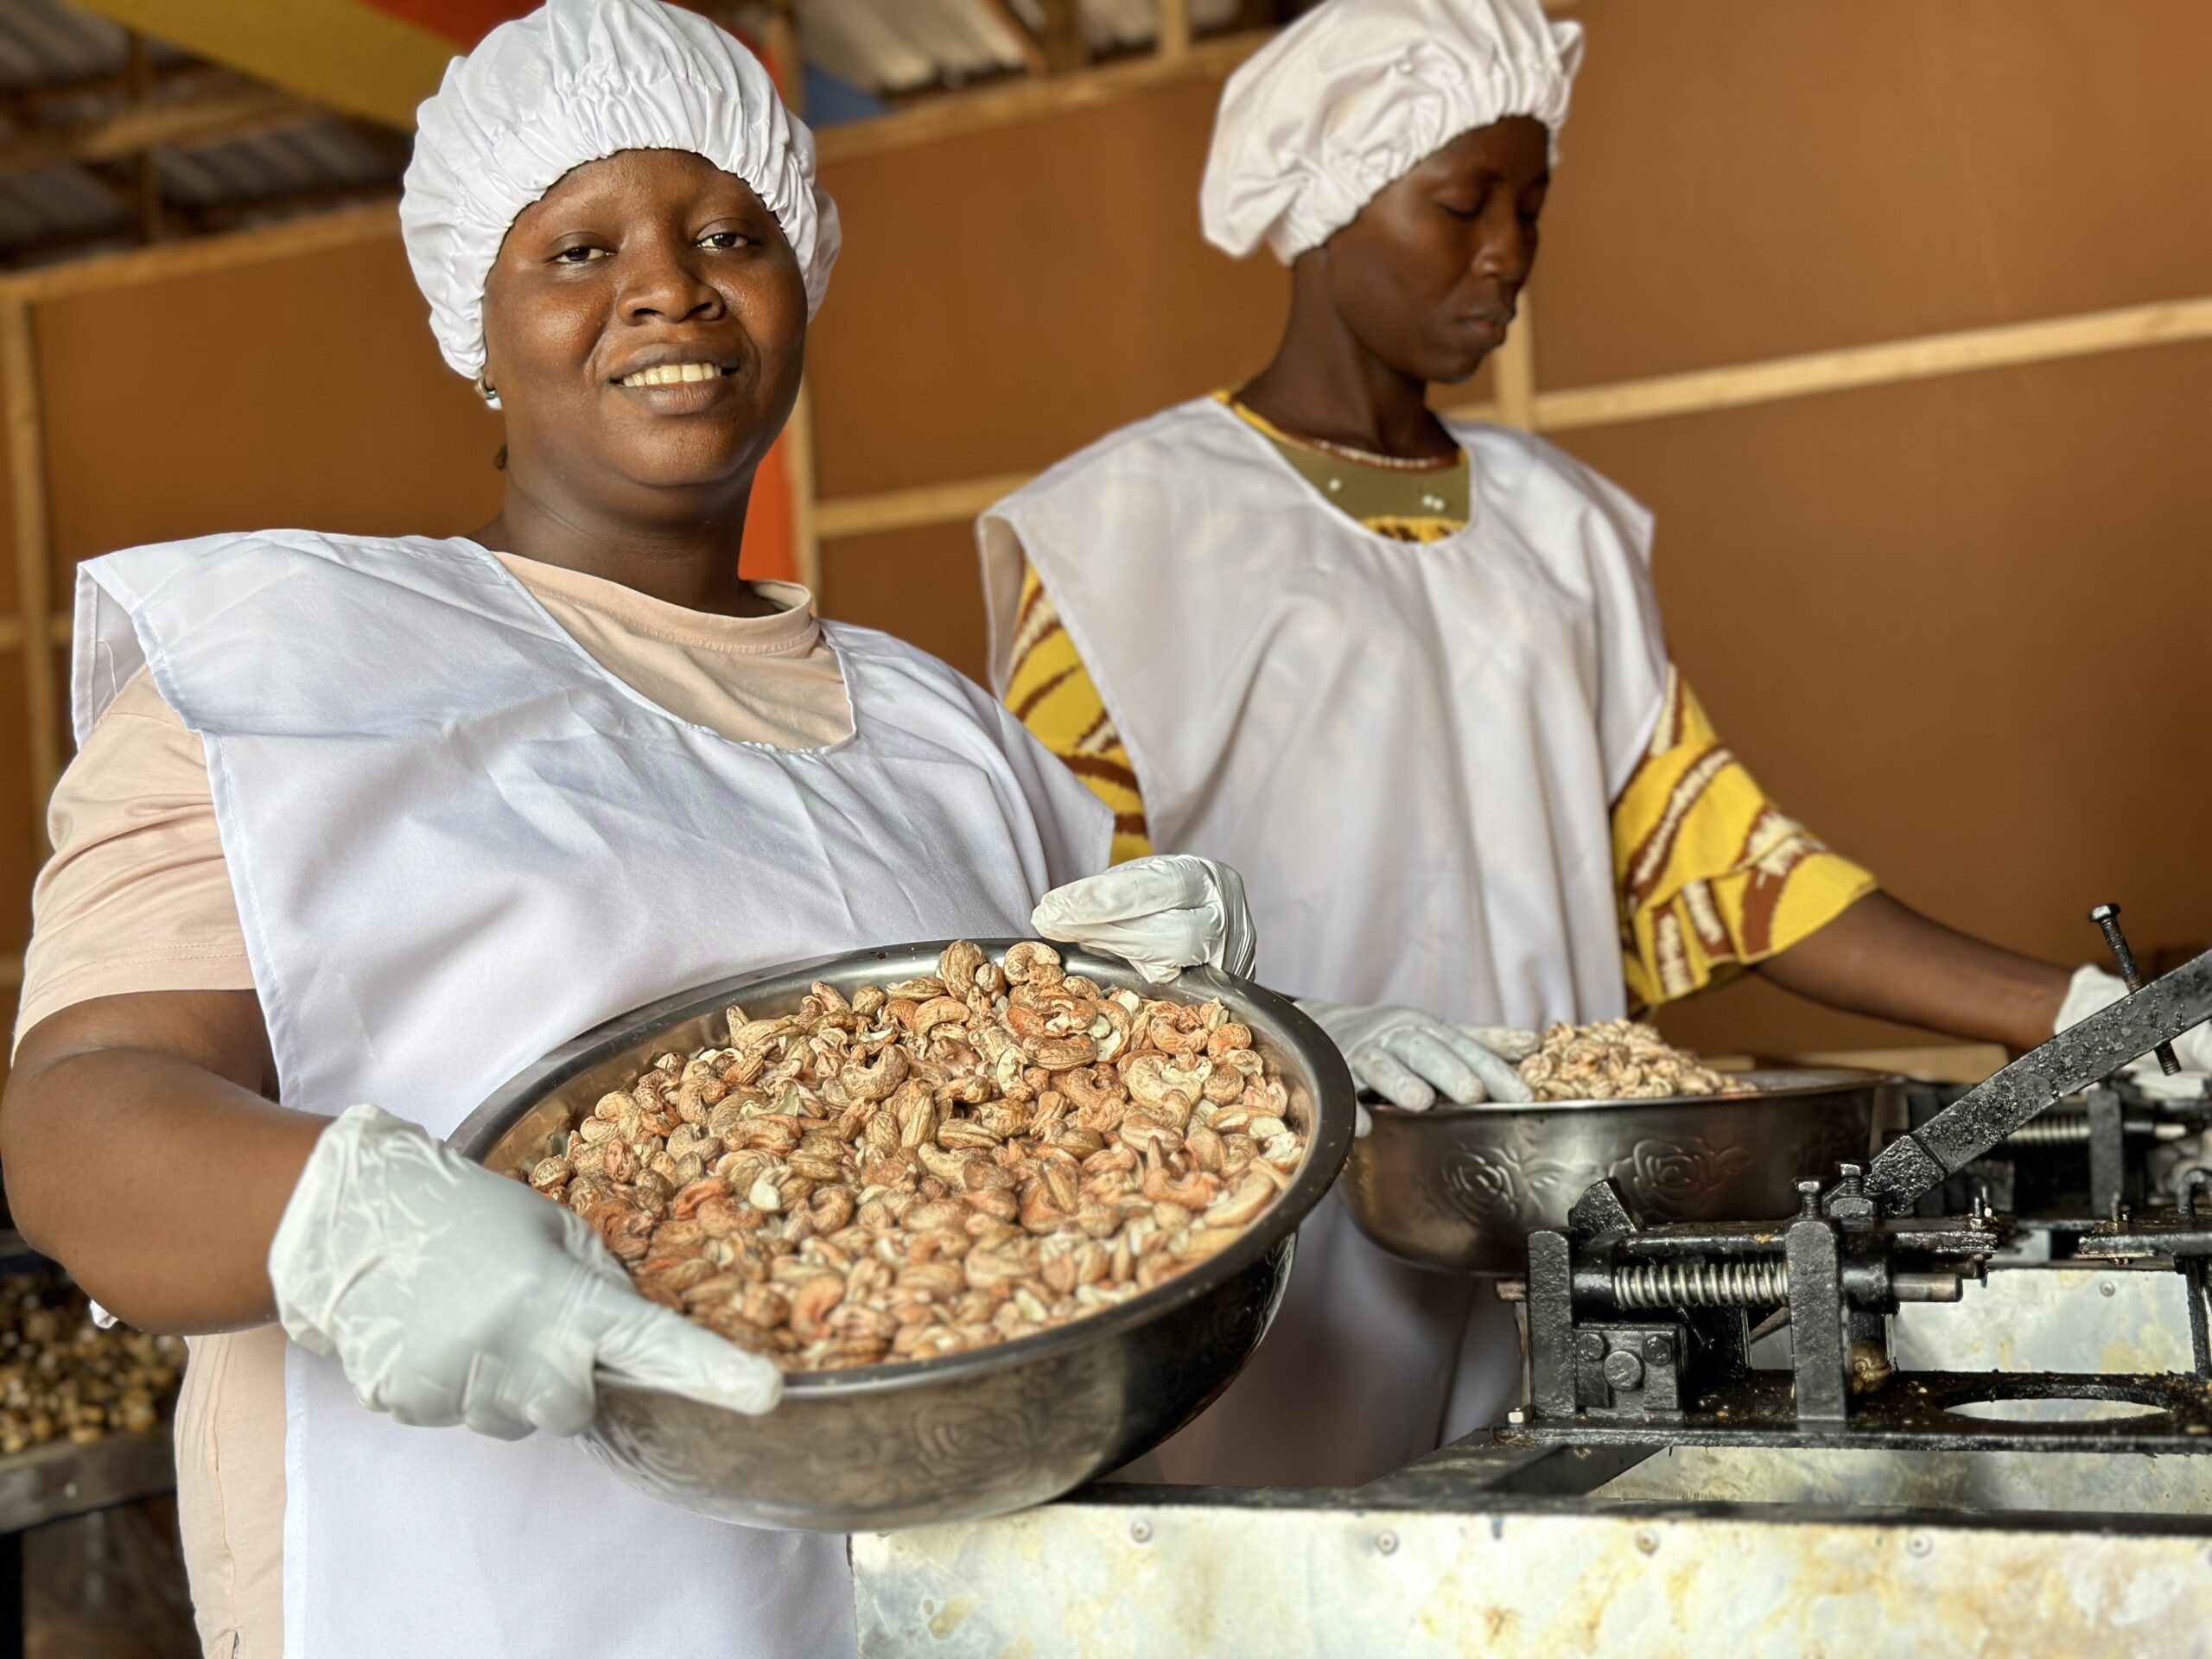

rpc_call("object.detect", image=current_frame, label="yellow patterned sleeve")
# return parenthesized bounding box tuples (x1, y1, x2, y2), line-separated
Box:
(1614, 672, 1878, 1011)
(1005, 563, 1154, 865)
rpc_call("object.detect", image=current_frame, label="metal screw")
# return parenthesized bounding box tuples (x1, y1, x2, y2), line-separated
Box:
(1129, 1520, 1152, 1544)
(1505, 1407, 1526, 1425)
(2090, 904, 2181, 1075)
(1634, 1529, 1659, 1555)
(1575, 1331, 1606, 1361)
(1376, 1530, 1399, 1556)
(1838, 1163, 1865, 1194)
(1907, 1534, 1933, 1559)
(1603, 1350, 1644, 1390)
(1642, 1333, 1673, 1364)
(1796, 1179, 1821, 1217)
(2100, 1281, 2118, 1298)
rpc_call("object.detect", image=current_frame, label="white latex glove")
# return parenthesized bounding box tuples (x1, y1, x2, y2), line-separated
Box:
(270, 1104, 781, 1440)
(1299, 1001, 1537, 1135)
(1032, 855, 1256, 985)
(2057, 966, 2212, 1103)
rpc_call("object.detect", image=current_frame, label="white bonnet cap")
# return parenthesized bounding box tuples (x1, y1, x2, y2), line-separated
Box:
(400, 0, 840, 384)
(1201, 0, 1583, 264)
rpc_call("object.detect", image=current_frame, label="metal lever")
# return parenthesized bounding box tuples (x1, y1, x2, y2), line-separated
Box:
(2091, 904, 2182, 1075)
(1862, 947, 2212, 1212)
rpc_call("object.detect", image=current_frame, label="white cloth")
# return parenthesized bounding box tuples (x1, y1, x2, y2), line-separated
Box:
(402, 0, 839, 385)
(77, 531, 1108, 1658)
(1033, 854, 1255, 983)
(980, 397, 1668, 1484)
(1200, 0, 1583, 263)
(2058, 965, 2212, 1102)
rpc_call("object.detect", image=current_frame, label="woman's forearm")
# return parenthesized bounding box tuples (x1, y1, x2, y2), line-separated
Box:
(1755, 890, 2072, 1052)
(1, 990, 324, 1334)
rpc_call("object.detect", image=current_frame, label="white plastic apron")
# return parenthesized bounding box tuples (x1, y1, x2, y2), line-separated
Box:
(982, 398, 1668, 1484)
(77, 530, 1109, 1659)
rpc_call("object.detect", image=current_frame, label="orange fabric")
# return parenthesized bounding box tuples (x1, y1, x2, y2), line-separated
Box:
(741, 437, 800, 583)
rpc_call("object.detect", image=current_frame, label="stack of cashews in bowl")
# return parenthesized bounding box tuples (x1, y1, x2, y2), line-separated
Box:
(520, 939, 1310, 1371)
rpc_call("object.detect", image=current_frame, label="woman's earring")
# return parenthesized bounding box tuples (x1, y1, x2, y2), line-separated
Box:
(474, 373, 498, 404)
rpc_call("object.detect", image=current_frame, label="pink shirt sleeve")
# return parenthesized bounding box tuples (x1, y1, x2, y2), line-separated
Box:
(14, 667, 254, 1050)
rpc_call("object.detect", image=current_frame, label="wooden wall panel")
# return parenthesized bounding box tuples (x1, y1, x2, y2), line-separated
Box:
(819, 519, 989, 684)
(0, 666, 37, 957)
(1568, 342, 2212, 1054)
(1541, 0, 2212, 386)
(35, 238, 500, 578)
(810, 70, 1501, 505)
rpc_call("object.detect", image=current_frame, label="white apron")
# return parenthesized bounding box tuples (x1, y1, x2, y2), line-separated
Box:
(981, 397, 1668, 1484)
(77, 530, 1109, 1659)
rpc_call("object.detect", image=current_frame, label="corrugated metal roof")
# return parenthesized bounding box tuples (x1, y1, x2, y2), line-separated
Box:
(0, 0, 1265, 267)
(0, 0, 403, 265)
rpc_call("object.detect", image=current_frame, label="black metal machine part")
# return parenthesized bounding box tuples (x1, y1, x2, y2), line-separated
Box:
(1508, 940, 2212, 1452)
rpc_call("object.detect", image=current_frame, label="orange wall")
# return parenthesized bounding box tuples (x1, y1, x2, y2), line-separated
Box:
(0, 0, 2206, 1063)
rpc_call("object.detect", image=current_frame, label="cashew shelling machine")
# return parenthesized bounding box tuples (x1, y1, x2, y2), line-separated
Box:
(852, 914, 2212, 1656)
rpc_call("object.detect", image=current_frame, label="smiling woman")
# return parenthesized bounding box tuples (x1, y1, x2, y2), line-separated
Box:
(0, 3, 1262, 1656)
(472, 149, 810, 613)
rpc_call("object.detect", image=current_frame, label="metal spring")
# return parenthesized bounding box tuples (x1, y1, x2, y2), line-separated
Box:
(2001, 1114, 2089, 1147)
(1611, 1258, 1789, 1310)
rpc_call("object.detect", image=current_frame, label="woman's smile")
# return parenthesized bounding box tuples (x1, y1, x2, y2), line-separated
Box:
(611, 353, 744, 411)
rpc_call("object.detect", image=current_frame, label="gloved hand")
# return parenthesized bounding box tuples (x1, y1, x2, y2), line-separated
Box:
(1032, 855, 1255, 985)
(1299, 1001, 1537, 1135)
(2057, 966, 2212, 1103)
(270, 1104, 781, 1440)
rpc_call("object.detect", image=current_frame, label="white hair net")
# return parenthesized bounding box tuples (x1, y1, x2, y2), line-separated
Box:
(1200, 0, 1583, 264)
(400, 0, 840, 385)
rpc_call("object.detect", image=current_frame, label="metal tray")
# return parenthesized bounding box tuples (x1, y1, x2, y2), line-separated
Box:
(452, 941, 1356, 1531)
(1342, 1068, 1894, 1275)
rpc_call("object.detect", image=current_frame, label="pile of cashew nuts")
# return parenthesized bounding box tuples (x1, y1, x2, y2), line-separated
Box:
(523, 941, 1306, 1370)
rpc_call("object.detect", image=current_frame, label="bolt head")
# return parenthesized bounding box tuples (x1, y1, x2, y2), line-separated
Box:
(1642, 1332, 1673, 1364)
(2089, 904, 2120, 925)
(1602, 1349, 1644, 1390)
(1575, 1331, 1606, 1360)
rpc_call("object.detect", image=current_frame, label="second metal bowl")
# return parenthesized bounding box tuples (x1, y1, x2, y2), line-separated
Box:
(451, 941, 1355, 1531)
(1342, 1069, 1892, 1275)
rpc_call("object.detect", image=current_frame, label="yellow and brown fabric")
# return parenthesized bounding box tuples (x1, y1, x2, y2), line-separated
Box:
(1005, 393, 1876, 1007)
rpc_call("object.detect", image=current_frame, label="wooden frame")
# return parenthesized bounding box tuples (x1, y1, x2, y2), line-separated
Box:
(0, 302, 56, 863)
(817, 294, 2212, 538)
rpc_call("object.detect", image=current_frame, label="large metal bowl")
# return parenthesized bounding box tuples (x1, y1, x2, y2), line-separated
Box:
(452, 941, 1354, 1532)
(1342, 1068, 1894, 1275)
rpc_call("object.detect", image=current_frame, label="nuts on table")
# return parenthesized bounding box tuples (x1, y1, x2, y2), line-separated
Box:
(0, 1274, 186, 1457)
